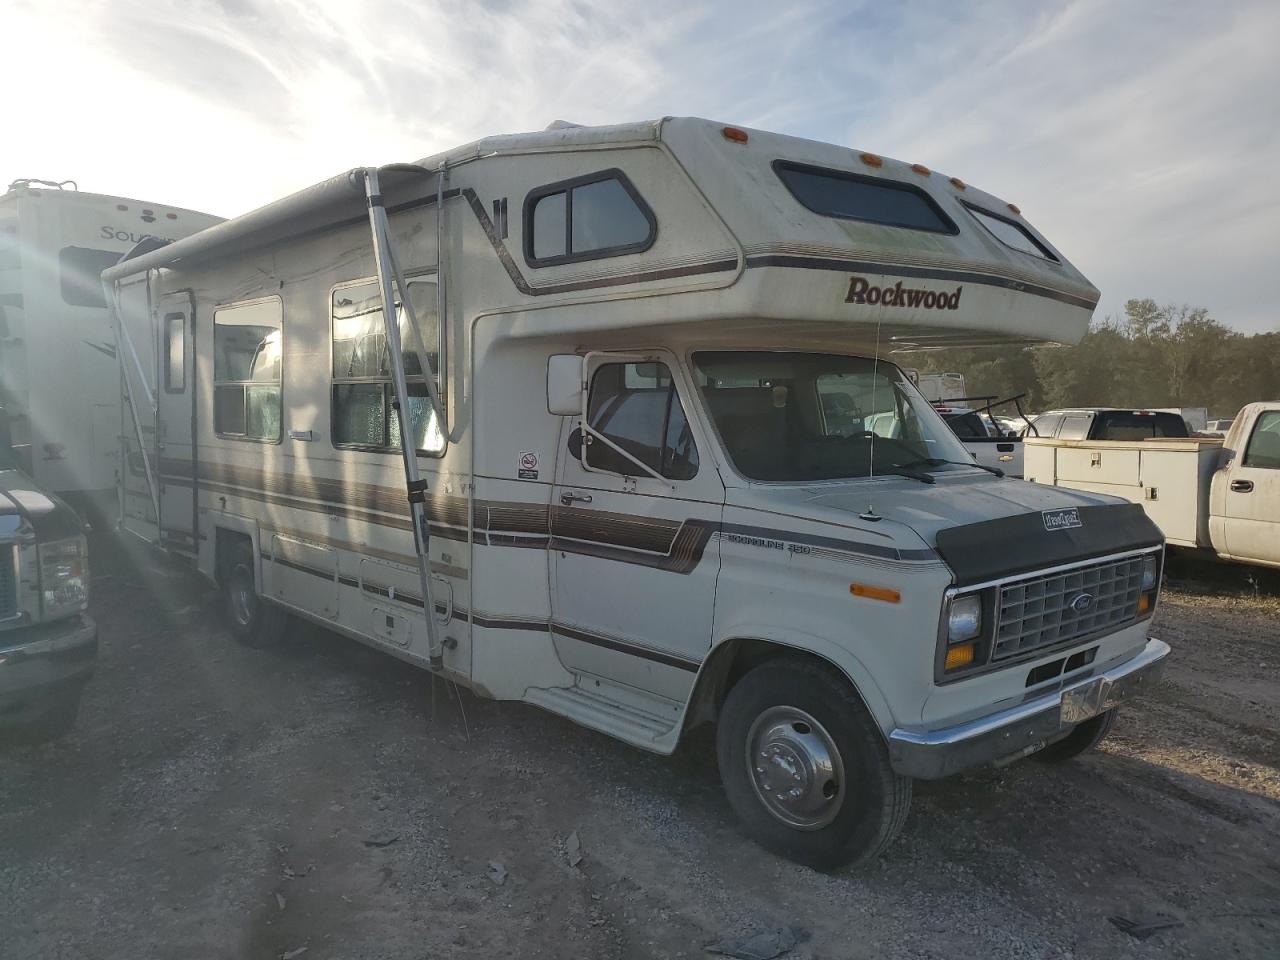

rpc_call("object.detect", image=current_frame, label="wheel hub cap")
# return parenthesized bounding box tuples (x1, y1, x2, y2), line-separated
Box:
(746, 706, 845, 830)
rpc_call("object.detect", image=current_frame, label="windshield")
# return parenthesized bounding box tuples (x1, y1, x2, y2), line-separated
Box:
(692, 351, 975, 482)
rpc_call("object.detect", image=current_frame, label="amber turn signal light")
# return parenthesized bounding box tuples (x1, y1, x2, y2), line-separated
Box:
(945, 643, 976, 671)
(850, 583, 901, 604)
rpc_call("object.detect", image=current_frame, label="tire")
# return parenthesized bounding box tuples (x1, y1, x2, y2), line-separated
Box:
(223, 552, 286, 647)
(2, 686, 83, 746)
(716, 657, 912, 870)
(1034, 708, 1116, 764)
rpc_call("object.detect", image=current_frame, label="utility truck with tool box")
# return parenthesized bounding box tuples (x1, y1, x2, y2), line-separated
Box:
(1026, 402, 1280, 568)
(103, 118, 1168, 868)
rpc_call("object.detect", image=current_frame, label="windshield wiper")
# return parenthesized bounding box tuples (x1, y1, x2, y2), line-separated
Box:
(899, 456, 1005, 479)
(873, 465, 936, 485)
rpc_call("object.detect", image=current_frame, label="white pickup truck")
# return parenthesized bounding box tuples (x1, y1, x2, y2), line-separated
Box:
(1025, 402, 1280, 568)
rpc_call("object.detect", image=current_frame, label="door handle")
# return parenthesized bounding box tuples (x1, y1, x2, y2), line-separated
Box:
(997, 443, 1014, 452)
(1230, 479, 1254, 493)
(560, 491, 593, 506)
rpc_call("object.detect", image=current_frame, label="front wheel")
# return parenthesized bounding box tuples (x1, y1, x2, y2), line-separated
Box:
(716, 658, 912, 869)
(223, 554, 286, 647)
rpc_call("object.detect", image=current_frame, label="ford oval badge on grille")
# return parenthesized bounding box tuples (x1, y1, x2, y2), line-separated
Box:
(1069, 592, 1096, 613)
(1042, 507, 1083, 531)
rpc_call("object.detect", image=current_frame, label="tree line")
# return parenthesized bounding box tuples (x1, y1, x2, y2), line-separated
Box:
(904, 299, 1280, 418)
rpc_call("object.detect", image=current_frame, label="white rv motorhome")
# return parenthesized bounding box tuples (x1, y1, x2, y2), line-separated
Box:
(0, 180, 221, 517)
(103, 119, 1169, 868)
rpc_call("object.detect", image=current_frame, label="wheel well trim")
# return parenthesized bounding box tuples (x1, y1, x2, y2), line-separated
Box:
(679, 626, 897, 743)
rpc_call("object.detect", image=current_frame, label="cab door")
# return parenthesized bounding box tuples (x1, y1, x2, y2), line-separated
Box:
(1218, 409, 1280, 565)
(155, 291, 197, 554)
(550, 353, 723, 701)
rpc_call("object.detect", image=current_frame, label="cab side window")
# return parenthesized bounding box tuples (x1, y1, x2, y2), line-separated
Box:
(585, 362, 698, 481)
(1057, 415, 1092, 440)
(1242, 412, 1280, 469)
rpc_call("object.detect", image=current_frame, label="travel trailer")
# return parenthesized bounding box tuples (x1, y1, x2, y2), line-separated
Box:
(103, 119, 1169, 868)
(0, 179, 221, 518)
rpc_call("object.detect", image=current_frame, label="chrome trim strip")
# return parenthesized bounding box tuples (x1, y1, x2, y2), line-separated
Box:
(947, 544, 1163, 596)
(889, 637, 1169, 779)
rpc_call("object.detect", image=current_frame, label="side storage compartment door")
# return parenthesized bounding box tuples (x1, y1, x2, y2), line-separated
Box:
(550, 354, 723, 702)
(155, 291, 197, 554)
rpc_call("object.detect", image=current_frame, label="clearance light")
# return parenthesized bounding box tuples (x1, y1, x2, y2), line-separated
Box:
(721, 126, 749, 143)
(910, 163, 931, 175)
(945, 643, 976, 671)
(1007, 203, 1022, 215)
(949, 177, 966, 190)
(851, 583, 901, 604)
(860, 152, 884, 168)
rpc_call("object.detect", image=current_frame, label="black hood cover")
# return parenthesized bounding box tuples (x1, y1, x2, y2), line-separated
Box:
(935, 502, 1163, 587)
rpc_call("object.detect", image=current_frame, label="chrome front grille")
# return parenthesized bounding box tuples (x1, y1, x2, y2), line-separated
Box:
(993, 554, 1146, 661)
(0, 548, 17, 621)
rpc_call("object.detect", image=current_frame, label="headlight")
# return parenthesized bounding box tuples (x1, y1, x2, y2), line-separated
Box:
(1141, 554, 1158, 591)
(947, 594, 982, 643)
(39, 537, 88, 619)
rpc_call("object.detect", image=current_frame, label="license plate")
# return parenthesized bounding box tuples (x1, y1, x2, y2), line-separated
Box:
(1061, 676, 1113, 724)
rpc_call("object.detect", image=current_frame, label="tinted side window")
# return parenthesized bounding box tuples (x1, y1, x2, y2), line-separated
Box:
(525, 170, 655, 266)
(330, 278, 443, 454)
(586, 362, 698, 481)
(1242, 411, 1280, 469)
(59, 247, 121, 308)
(964, 204, 1059, 262)
(1092, 412, 1189, 440)
(945, 412, 988, 439)
(213, 299, 282, 441)
(1058, 415, 1092, 440)
(774, 161, 957, 234)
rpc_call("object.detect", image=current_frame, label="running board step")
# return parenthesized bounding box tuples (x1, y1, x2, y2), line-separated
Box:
(524, 681, 680, 749)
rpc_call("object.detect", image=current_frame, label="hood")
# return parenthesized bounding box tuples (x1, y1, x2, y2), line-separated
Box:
(0, 469, 85, 542)
(728, 472, 1163, 585)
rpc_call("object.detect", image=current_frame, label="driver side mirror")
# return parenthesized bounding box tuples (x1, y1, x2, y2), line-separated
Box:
(547, 354, 584, 416)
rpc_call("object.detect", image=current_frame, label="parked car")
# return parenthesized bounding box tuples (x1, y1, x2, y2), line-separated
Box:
(1026, 402, 1280, 568)
(934, 404, 1025, 477)
(0, 408, 95, 744)
(1029, 408, 1190, 442)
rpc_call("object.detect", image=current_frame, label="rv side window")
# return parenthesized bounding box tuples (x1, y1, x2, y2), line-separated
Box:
(963, 203, 1059, 262)
(1242, 412, 1280, 469)
(585, 362, 698, 481)
(164, 313, 185, 392)
(59, 246, 121, 308)
(213, 298, 282, 441)
(524, 170, 655, 267)
(773, 161, 957, 234)
(330, 278, 444, 455)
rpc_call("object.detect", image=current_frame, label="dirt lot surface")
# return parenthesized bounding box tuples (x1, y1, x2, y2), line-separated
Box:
(2, 549, 1278, 960)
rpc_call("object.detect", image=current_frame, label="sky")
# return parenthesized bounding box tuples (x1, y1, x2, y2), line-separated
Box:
(4, 0, 1277, 332)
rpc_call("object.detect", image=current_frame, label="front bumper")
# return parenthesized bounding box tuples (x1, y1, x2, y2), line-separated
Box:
(0, 613, 98, 713)
(888, 637, 1169, 779)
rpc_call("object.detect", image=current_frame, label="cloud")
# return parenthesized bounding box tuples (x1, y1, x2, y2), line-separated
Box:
(3, 0, 1275, 331)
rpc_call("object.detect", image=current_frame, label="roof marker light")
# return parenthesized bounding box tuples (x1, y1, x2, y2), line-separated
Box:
(116, 204, 128, 211)
(721, 126, 749, 143)
(1007, 203, 1021, 215)
(166, 213, 178, 219)
(910, 163, 931, 176)
(859, 152, 884, 168)
(949, 177, 966, 190)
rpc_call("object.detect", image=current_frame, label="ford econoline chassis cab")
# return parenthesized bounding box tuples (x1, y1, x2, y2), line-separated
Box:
(103, 119, 1169, 868)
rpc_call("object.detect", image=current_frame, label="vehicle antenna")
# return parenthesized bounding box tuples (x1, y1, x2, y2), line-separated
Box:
(868, 315, 883, 480)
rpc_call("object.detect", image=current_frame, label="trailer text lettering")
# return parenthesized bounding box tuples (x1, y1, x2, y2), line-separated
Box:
(845, 276, 962, 311)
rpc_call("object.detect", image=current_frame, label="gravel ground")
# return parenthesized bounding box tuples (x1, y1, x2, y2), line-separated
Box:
(1, 546, 1277, 960)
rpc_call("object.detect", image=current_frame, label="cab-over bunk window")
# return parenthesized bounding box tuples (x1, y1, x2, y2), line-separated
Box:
(213, 297, 282, 441)
(330, 277, 444, 455)
(963, 203, 1059, 262)
(523, 169, 656, 267)
(773, 161, 957, 234)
